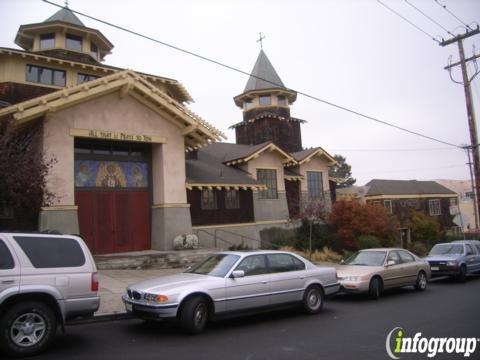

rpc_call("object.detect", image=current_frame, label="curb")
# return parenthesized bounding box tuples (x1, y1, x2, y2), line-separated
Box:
(67, 312, 132, 325)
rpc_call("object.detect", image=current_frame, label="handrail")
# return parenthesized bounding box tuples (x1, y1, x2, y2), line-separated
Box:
(194, 228, 235, 248)
(213, 228, 280, 249)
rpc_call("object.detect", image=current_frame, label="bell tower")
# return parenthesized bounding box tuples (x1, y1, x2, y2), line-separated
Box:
(232, 49, 303, 153)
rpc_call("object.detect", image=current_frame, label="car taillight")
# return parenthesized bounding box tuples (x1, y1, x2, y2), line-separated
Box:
(91, 272, 99, 292)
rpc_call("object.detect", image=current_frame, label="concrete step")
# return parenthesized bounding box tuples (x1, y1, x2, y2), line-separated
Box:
(94, 248, 221, 270)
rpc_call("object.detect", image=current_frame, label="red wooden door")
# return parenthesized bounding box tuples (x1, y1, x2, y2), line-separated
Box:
(75, 191, 150, 254)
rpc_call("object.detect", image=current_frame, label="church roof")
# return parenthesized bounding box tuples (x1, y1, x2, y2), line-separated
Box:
(44, 7, 85, 27)
(243, 50, 285, 93)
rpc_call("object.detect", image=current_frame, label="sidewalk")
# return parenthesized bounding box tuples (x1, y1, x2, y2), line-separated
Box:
(97, 268, 186, 315)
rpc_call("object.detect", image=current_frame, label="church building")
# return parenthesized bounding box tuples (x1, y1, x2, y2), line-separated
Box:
(0, 6, 336, 253)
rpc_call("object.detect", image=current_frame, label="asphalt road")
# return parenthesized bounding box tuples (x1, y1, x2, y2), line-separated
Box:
(14, 276, 480, 360)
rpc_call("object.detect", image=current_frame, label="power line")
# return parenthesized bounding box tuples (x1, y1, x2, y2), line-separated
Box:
(331, 147, 455, 153)
(42, 0, 462, 149)
(355, 163, 465, 175)
(377, 0, 441, 44)
(433, 0, 474, 31)
(404, 0, 454, 37)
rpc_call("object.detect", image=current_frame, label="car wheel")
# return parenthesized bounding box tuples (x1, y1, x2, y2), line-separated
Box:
(302, 285, 324, 314)
(180, 296, 209, 334)
(0, 301, 57, 357)
(414, 271, 427, 291)
(368, 277, 382, 299)
(457, 265, 467, 283)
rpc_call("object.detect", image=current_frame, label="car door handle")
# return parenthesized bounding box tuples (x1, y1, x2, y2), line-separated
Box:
(1, 280, 14, 284)
(261, 281, 268, 284)
(299, 276, 305, 279)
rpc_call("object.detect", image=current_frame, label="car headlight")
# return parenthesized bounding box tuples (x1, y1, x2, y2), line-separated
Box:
(342, 276, 361, 281)
(144, 293, 169, 303)
(446, 261, 458, 267)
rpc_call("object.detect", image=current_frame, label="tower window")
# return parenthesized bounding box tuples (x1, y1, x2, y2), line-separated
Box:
(277, 95, 287, 106)
(259, 95, 271, 106)
(244, 99, 254, 110)
(78, 73, 99, 84)
(26, 64, 66, 87)
(66, 33, 82, 52)
(40, 33, 55, 49)
(90, 42, 98, 60)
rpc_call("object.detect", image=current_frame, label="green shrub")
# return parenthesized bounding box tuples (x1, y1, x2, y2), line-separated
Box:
(358, 235, 381, 249)
(407, 242, 429, 257)
(294, 220, 337, 252)
(259, 227, 296, 249)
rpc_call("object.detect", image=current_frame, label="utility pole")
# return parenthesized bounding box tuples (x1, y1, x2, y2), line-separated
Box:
(441, 26, 480, 230)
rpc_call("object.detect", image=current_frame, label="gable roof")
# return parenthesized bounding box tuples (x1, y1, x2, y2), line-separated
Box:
(291, 147, 337, 166)
(365, 179, 457, 197)
(244, 50, 285, 93)
(214, 141, 296, 166)
(44, 7, 85, 27)
(0, 70, 224, 148)
(186, 144, 266, 189)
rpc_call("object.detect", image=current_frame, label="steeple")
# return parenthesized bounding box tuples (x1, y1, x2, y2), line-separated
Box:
(243, 49, 285, 93)
(14, 6, 113, 63)
(231, 49, 302, 153)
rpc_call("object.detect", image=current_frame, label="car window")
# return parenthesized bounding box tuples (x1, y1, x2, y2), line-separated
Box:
(387, 251, 401, 265)
(267, 254, 302, 273)
(344, 251, 386, 266)
(292, 256, 306, 270)
(465, 244, 475, 256)
(0, 240, 14, 270)
(235, 255, 268, 276)
(476, 245, 480, 254)
(14, 236, 85, 268)
(398, 250, 415, 263)
(186, 254, 240, 277)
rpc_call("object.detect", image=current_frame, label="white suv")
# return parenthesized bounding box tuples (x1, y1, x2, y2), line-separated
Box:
(0, 232, 100, 357)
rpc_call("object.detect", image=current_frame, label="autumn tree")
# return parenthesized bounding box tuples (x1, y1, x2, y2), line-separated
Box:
(328, 200, 398, 251)
(407, 211, 442, 245)
(329, 154, 356, 188)
(0, 117, 55, 230)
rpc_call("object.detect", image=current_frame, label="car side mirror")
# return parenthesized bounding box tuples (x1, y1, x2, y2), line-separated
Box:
(231, 270, 245, 279)
(386, 260, 396, 267)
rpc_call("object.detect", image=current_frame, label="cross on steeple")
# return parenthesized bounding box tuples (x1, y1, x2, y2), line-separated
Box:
(256, 32, 266, 49)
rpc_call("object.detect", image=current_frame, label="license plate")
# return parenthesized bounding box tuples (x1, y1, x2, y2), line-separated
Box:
(125, 302, 132, 312)
(431, 266, 439, 271)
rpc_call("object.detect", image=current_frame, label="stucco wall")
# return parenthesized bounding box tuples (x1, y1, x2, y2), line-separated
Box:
(241, 150, 286, 191)
(297, 157, 330, 193)
(43, 92, 187, 206)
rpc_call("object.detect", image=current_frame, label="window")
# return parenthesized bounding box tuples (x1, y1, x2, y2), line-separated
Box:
(235, 255, 268, 276)
(77, 73, 99, 84)
(90, 42, 98, 59)
(428, 199, 441, 216)
(465, 191, 474, 200)
(398, 250, 415, 263)
(225, 189, 240, 209)
(243, 99, 254, 110)
(465, 244, 475, 256)
(371, 200, 381, 206)
(386, 251, 401, 265)
(201, 189, 217, 210)
(267, 254, 304, 273)
(0, 240, 14, 269)
(383, 200, 393, 214)
(14, 236, 85, 268)
(26, 64, 66, 87)
(259, 95, 271, 106)
(277, 95, 287, 106)
(40, 33, 55, 49)
(66, 33, 82, 51)
(257, 169, 278, 199)
(307, 171, 323, 198)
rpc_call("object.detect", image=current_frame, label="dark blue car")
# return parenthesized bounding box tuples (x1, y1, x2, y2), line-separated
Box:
(425, 240, 480, 282)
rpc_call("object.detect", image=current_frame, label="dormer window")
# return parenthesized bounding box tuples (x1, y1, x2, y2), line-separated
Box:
(66, 33, 82, 52)
(244, 99, 254, 110)
(90, 42, 98, 60)
(277, 95, 287, 106)
(40, 33, 55, 49)
(259, 95, 271, 106)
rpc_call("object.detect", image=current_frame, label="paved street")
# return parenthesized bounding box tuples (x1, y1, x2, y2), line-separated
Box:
(16, 276, 480, 360)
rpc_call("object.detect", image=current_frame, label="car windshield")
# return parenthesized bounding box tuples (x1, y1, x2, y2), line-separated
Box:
(429, 244, 464, 256)
(343, 251, 386, 266)
(185, 254, 240, 277)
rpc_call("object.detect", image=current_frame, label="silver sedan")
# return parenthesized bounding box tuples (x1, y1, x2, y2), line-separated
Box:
(123, 250, 340, 333)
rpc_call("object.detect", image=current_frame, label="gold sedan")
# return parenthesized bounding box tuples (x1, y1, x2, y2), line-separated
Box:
(337, 248, 431, 299)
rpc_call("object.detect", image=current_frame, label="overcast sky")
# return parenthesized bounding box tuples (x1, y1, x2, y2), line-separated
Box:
(1, 0, 479, 185)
